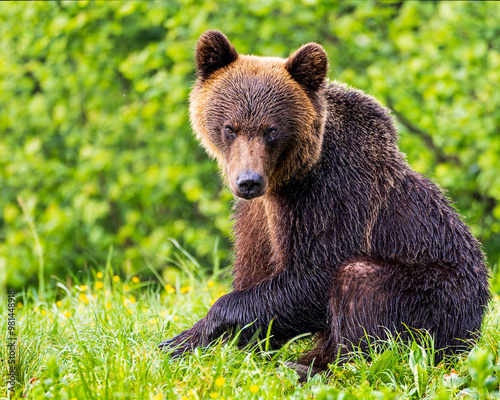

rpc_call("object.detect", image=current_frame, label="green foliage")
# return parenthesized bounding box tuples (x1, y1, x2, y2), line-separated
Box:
(1, 1, 499, 288)
(409, 342, 429, 398)
(468, 347, 499, 398)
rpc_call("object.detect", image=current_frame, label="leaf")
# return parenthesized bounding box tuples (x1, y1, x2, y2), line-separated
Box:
(369, 349, 395, 383)
(414, 363, 428, 398)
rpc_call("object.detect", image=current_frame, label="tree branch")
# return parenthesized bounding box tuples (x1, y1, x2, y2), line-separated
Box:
(386, 98, 461, 166)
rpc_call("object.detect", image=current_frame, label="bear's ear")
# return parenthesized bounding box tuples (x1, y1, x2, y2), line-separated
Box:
(195, 30, 239, 80)
(285, 43, 328, 92)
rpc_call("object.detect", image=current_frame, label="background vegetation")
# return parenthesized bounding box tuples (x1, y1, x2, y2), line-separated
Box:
(1, 0, 500, 290)
(2, 2, 500, 399)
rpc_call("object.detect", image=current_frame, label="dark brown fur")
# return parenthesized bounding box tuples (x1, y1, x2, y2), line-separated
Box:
(160, 31, 490, 372)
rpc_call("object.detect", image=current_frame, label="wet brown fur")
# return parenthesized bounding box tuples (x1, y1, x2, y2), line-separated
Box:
(160, 31, 490, 373)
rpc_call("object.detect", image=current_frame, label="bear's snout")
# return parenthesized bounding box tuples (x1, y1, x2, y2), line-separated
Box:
(236, 171, 265, 199)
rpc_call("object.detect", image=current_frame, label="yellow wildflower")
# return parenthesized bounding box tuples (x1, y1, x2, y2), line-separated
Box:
(106, 315, 110, 320)
(250, 385, 259, 394)
(105, 302, 112, 310)
(173, 316, 180, 321)
(129, 296, 136, 304)
(17, 302, 23, 309)
(113, 275, 120, 282)
(152, 393, 163, 400)
(210, 393, 218, 399)
(123, 284, 130, 291)
(215, 377, 225, 386)
(96, 272, 103, 279)
(79, 293, 89, 305)
(181, 397, 188, 400)
(208, 280, 215, 287)
(64, 311, 72, 318)
(41, 310, 46, 316)
(180, 286, 192, 294)
(165, 284, 175, 293)
(56, 300, 63, 307)
(127, 308, 133, 314)
(132, 276, 140, 284)
(95, 281, 104, 289)
(80, 285, 88, 291)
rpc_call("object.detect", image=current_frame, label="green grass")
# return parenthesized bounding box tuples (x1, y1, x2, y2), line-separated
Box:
(2, 261, 500, 399)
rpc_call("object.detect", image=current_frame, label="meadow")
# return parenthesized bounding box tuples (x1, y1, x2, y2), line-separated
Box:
(2, 248, 500, 399)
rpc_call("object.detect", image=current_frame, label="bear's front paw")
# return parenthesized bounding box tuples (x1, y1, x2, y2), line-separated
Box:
(159, 329, 201, 357)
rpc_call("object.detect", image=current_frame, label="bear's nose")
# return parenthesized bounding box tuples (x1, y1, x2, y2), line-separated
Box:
(236, 171, 264, 199)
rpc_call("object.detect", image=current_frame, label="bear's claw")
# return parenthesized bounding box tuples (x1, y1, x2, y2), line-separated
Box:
(158, 331, 195, 357)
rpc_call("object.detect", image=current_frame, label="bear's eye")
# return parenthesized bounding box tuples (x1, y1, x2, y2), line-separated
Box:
(224, 125, 236, 139)
(265, 128, 278, 141)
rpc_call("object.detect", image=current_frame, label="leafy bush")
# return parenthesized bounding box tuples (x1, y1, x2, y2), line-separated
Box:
(1, 1, 499, 289)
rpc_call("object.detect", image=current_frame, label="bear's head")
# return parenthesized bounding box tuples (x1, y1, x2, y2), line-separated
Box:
(190, 31, 328, 200)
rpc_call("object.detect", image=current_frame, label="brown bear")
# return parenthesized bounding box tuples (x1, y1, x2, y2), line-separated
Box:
(160, 31, 490, 376)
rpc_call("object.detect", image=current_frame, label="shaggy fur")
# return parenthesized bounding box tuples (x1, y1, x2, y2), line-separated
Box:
(160, 31, 490, 371)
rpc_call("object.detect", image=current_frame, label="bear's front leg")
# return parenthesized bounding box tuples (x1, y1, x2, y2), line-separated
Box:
(160, 267, 331, 356)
